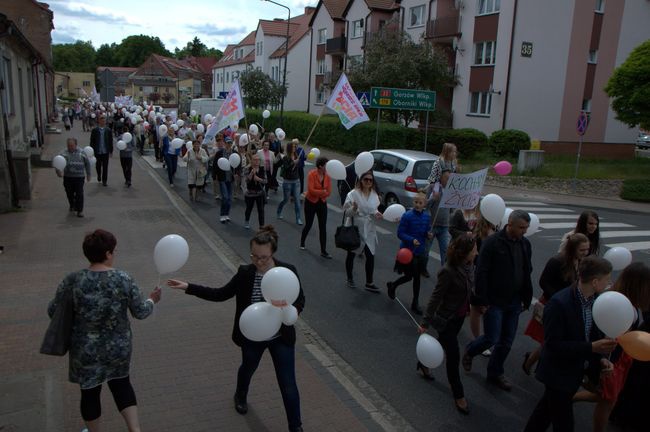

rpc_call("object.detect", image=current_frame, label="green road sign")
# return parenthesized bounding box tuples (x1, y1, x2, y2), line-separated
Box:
(370, 87, 436, 111)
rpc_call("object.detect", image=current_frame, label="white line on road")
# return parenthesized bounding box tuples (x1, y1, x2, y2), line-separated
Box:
(606, 241, 650, 252)
(600, 230, 650, 239)
(541, 222, 634, 230)
(505, 201, 549, 206)
(429, 251, 441, 262)
(537, 214, 582, 220)
(510, 207, 575, 213)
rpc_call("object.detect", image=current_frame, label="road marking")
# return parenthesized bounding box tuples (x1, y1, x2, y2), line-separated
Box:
(536, 214, 581, 220)
(505, 201, 549, 206)
(327, 203, 393, 234)
(600, 230, 650, 239)
(606, 241, 650, 252)
(541, 222, 634, 230)
(429, 251, 441, 262)
(510, 206, 575, 213)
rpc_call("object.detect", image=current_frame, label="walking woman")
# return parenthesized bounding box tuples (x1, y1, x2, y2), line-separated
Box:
(257, 137, 277, 197)
(215, 137, 235, 223)
(419, 233, 478, 415)
(167, 226, 305, 432)
(243, 153, 267, 229)
(162, 125, 180, 187)
(343, 170, 383, 292)
(559, 210, 601, 255)
(276, 140, 303, 225)
(47, 229, 161, 432)
(427, 142, 458, 185)
(300, 157, 332, 258)
(183, 139, 209, 202)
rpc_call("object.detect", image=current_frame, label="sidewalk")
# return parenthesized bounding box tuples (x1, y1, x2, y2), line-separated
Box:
(0, 122, 394, 432)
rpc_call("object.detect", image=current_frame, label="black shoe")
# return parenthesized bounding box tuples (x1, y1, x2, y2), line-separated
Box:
(487, 375, 512, 392)
(347, 279, 356, 288)
(416, 361, 434, 380)
(69, 206, 74, 212)
(102, 182, 107, 187)
(386, 282, 396, 300)
(364, 284, 380, 293)
(455, 399, 470, 415)
(421, 270, 430, 278)
(234, 393, 248, 415)
(76, 212, 84, 218)
(320, 252, 333, 259)
(411, 303, 422, 315)
(462, 351, 473, 372)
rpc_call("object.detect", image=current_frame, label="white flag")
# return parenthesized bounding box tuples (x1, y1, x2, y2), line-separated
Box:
(204, 79, 245, 142)
(90, 85, 100, 103)
(326, 73, 369, 130)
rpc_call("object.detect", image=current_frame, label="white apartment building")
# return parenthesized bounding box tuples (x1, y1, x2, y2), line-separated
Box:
(212, 31, 256, 96)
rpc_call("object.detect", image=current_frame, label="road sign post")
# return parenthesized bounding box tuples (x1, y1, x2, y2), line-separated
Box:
(573, 111, 590, 193)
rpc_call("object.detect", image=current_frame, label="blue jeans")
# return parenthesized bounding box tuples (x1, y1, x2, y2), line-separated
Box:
(425, 225, 450, 267)
(219, 181, 232, 216)
(277, 180, 301, 222)
(237, 339, 301, 430)
(466, 300, 522, 378)
(164, 153, 177, 185)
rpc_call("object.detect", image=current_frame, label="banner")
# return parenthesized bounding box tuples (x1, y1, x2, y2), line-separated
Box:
(440, 168, 488, 209)
(326, 73, 369, 130)
(90, 85, 100, 103)
(114, 95, 133, 107)
(204, 79, 245, 143)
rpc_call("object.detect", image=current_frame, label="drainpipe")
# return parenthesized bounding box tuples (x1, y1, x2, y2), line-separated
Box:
(502, 0, 518, 130)
(307, 29, 313, 111)
(32, 60, 44, 147)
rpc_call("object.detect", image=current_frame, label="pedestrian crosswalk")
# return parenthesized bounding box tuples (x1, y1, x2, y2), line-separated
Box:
(506, 201, 650, 253)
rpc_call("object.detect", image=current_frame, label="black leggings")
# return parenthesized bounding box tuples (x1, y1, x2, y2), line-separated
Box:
(80, 376, 137, 421)
(300, 199, 328, 253)
(390, 254, 426, 305)
(346, 245, 374, 284)
(244, 194, 265, 226)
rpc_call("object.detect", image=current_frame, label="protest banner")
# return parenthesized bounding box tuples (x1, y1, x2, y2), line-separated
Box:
(326, 73, 369, 130)
(204, 79, 245, 143)
(440, 168, 488, 209)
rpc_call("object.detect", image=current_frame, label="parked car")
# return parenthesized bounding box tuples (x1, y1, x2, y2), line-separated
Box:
(337, 149, 438, 208)
(636, 132, 650, 149)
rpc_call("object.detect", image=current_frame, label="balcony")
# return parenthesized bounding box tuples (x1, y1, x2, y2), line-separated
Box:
(426, 16, 461, 41)
(322, 70, 342, 86)
(325, 36, 347, 54)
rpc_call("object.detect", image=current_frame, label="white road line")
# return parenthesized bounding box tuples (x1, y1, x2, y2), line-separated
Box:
(605, 241, 650, 252)
(376, 225, 392, 235)
(510, 207, 575, 213)
(600, 230, 650, 239)
(541, 222, 634, 230)
(327, 203, 343, 213)
(536, 214, 582, 220)
(429, 251, 441, 262)
(505, 201, 549, 206)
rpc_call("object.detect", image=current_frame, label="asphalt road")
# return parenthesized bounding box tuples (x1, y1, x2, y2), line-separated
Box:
(152, 159, 649, 431)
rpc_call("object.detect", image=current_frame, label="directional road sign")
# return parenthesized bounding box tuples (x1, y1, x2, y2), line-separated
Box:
(370, 87, 436, 111)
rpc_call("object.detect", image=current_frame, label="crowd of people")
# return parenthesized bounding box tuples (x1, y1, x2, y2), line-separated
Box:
(50, 102, 649, 432)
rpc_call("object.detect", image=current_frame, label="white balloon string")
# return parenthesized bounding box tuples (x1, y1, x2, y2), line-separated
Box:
(395, 298, 420, 328)
(157, 273, 161, 289)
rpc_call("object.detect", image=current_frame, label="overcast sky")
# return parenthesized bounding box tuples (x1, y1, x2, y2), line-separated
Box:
(48, 0, 317, 51)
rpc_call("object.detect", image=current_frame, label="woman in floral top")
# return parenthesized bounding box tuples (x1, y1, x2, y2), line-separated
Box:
(47, 229, 161, 432)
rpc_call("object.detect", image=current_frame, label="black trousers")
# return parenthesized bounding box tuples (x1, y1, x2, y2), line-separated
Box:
(120, 157, 132, 184)
(524, 386, 575, 432)
(63, 176, 84, 212)
(95, 153, 109, 184)
(437, 316, 466, 399)
(300, 199, 328, 253)
(80, 376, 137, 421)
(390, 254, 426, 305)
(346, 245, 374, 284)
(244, 194, 265, 227)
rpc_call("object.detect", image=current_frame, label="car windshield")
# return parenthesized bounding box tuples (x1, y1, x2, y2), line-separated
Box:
(412, 160, 435, 179)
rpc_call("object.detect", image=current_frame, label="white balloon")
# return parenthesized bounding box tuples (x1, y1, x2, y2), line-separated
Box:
(176, 119, 184, 127)
(262, 109, 271, 119)
(83, 146, 94, 158)
(159, 125, 168, 135)
(204, 114, 213, 123)
(196, 124, 205, 133)
(171, 138, 184, 149)
(383, 204, 406, 222)
(604, 247, 633, 271)
(480, 193, 506, 226)
(593, 291, 635, 338)
(275, 128, 286, 140)
(230, 122, 239, 131)
(310, 148, 321, 158)
(52, 155, 66, 171)
(354, 151, 374, 176)
(90, 113, 96, 118)
(171, 124, 179, 131)
(143, 110, 149, 116)
(416, 334, 444, 369)
(190, 110, 197, 117)
(217, 157, 231, 171)
(185, 142, 192, 150)
(229, 153, 241, 168)
(281, 305, 298, 326)
(89, 156, 97, 166)
(325, 160, 346, 181)
(261, 267, 300, 304)
(500, 207, 513, 229)
(249, 124, 259, 135)
(143, 121, 149, 128)
(100, 105, 106, 111)
(153, 234, 189, 274)
(122, 132, 133, 144)
(239, 302, 283, 342)
(239, 133, 249, 147)
(525, 213, 540, 237)
(116, 140, 126, 151)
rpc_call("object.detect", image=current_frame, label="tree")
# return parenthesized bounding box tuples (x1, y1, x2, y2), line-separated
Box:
(347, 21, 456, 125)
(115, 35, 172, 67)
(52, 41, 96, 72)
(174, 37, 224, 61)
(605, 40, 650, 130)
(161, 92, 174, 103)
(239, 68, 286, 109)
(95, 43, 118, 66)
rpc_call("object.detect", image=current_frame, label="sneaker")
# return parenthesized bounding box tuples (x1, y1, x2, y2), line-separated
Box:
(277, 214, 284, 220)
(170, 183, 174, 188)
(481, 349, 492, 357)
(487, 375, 512, 392)
(220, 216, 227, 223)
(244, 222, 250, 229)
(225, 216, 231, 222)
(320, 252, 332, 259)
(297, 219, 303, 225)
(233, 393, 248, 415)
(346, 279, 356, 288)
(299, 245, 306, 250)
(386, 281, 396, 300)
(364, 284, 380, 293)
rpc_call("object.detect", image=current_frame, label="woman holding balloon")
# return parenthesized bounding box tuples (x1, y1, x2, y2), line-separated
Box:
(167, 226, 306, 432)
(183, 139, 209, 202)
(419, 233, 477, 414)
(215, 137, 235, 223)
(276, 140, 303, 225)
(162, 125, 180, 187)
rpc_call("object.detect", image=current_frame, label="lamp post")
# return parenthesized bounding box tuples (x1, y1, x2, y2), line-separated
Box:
(263, 0, 290, 128)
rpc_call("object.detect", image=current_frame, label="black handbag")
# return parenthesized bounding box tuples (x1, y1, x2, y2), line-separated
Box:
(40, 284, 74, 356)
(335, 213, 361, 251)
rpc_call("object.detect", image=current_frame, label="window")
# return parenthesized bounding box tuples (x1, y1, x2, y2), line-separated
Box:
(588, 50, 598, 64)
(409, 5, 426, 27)
(256, 41, 263, 56)
(595, 0, 604, 13)
(83, 80, 90, 86)
(316, 91, 325, 104)
(317, 59, 326, 74)
(478, 0, 500, 15)
(395, 158, 408, 173)
(474, 41, 496, 65)
(154, 86, 158, 92)
(469, 92, 492, 115)
(226, 72, 229, 82)
(139, 86, 143, 91)
(582, 99, 592, 113)
(379, 154, 398, 173)
(318, 28, 327, 44)
(352, 20, 364, 38)
(1, 57, 14, 114)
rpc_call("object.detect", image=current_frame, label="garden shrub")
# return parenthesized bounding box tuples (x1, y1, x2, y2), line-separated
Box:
(489, 129, 531, 157)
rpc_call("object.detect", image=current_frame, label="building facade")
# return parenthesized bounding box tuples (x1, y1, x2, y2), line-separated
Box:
(54, 71, 94, 98)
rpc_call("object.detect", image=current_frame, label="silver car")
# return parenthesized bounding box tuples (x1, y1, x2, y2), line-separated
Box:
(636, 132, 650, 149)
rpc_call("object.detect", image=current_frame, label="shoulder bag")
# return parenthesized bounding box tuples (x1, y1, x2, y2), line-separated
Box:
(335, 213, 361, 251)
(40, 283, 75, 356)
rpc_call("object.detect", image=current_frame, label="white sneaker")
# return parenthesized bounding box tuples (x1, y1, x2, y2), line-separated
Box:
(481, 349, 492, 357)
(220, 216, 227, 223)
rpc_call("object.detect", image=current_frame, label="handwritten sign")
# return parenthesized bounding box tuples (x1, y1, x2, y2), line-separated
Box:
(440, 168, 488, 209)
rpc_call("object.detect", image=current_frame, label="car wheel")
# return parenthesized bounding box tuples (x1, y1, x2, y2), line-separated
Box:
(384, 193, 399, 207)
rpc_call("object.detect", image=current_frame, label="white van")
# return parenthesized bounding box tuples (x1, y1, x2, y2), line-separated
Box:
(190, 98, 225, 117)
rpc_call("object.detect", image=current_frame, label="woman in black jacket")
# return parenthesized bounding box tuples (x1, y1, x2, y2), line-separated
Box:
(419, 233, 478, 414)
(167, 226, 306, 432)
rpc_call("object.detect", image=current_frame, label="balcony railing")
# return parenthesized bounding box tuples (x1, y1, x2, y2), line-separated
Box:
(325, 36, 347, 54)
(426, 16, 461, 39)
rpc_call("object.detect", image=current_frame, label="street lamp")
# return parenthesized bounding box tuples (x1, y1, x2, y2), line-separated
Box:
(262, 0, 290, 128)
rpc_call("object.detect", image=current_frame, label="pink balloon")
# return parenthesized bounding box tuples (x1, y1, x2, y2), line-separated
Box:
(494, 161, 512, 176)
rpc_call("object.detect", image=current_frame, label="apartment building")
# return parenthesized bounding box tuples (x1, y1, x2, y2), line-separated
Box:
(213, 32, 256, 96)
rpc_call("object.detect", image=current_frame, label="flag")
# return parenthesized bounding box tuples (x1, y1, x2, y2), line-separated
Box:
(326, 73, 369, 130)
(90, 85, 100, 103)
(204, 79, 245, 142)
(80, 87, 88, 97)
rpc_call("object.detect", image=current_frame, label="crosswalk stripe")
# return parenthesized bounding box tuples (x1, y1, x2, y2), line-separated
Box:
(511, 207, 575, 213)
(327, 203, 393, 235)
(541, 222, 634, 230)
(536, 214, 581, 220)
(505, 201, 549, 206)
(429, 251, 441, 261)
(600, 230, 650, 239)
(606, 241, 650, 252)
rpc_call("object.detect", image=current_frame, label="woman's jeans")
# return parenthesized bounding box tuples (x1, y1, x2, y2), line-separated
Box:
(424, 225, 450, 268)
(163, 153, 177, 185)
(237, 338, 301, 431)
(219, 181, 233, 216)
(277, 179, 301, 222)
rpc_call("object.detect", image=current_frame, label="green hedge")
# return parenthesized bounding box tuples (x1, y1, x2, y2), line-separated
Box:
(488, 129, 531, 157)
(620, 179, 650, 202)
(245, 109, 488, 158)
